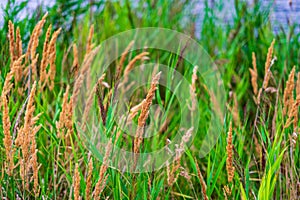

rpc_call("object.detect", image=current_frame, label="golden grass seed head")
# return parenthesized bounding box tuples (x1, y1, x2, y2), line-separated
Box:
(250, 52, 258, 95)
(8, 20, 15, 62)
(85, 159, 93, 200)
(226, 122, 235, 183)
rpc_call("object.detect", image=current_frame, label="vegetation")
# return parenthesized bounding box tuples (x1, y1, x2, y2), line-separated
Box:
(0, 0, 299, 199)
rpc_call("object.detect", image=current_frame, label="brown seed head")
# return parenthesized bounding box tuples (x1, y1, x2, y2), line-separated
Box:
(15, 27, 23, 59)
(82, 73, 106, 126)
(56, 86, 70, 137)
(249, 52, 258, 95)
(2, 96, 14, 176)
(296, 72, 300, 104)
(93, 139, 112, 199)
(194, 157, 208, 200)
(39, 24, 52, 85)
(30, 149, 39, 197)
(124, 52, 149, 76)
(226, 122, 235, 183)
(47, 28, 62, 90)
(30, 13, 48, 60)
(74, 163, 80, 200)
(263, 39, 275, 89)
(72, 43, 79, 78)
(115, 40, 135, 81)
(283, 66, 296, 116)
(85, 159, 93, 200)
(8, 20, 15, 62)
(86, 24, 94, 54)
(133, 72, 161, 166)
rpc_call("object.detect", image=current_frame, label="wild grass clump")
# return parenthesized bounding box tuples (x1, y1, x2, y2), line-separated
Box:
(0, 1, 299, 199)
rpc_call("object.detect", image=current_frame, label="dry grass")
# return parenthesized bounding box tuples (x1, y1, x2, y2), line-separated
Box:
(15, 81, 38, 189)
(56, 85, 72, 138)
(2, 9, 300, 199)
(194, 157, 208, 200)
(115, 40, 135, 81)
(82, 73, 106, 125)
(167, 127, 193, 187)
(2, 96, 14, 176)
(133, 72, 161, 169)
(86, 24, 94, 54)
(30, 149, 39, 197)
(47, 28, 62, 90)
(226, 122, 234, 183)
(72, 43, 79, 77)
(284, 68, 300, 130)
(249, 52, 258, 95)
(93, 138, 112, 199)
(189, 66, 198, 111)
(283, 66, 296, 116)
(85, 159, 93, 200)
(74, 163, 81, 200)
(262, 39, 275, 90)
(39, 24, 52, 86)
(15, 27, 22, 59)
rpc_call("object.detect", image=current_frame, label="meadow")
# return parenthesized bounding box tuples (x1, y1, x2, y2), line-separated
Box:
(0, 0, 299, 199)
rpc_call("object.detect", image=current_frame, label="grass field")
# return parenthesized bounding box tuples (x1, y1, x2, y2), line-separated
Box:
(0, 0, 299, 199)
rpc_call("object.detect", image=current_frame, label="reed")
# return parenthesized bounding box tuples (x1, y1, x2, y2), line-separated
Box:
(291, 132, 298, 148)
(74, 163, 80, 200)
(129, 100, 145, 120)
(30, 149, 39, 197)
(249, 52, 258, 95)
(296, 72, 300, 98)
(15, 27, 22, 59)
(2, 68, 14, 99)
(82, 73, 106, 129)
(115, 40, 135, 81)
(256, 40, 276, 105)
(223, 185, 231, 198)
(30, 54, 39, 84)
(2, 55, 25, 99)
(85, 159, 93, 200)
(47, 28, 62, 90)
(72, 46, 100, 105)
(283, 66, 295, 116)
(2, 4, 300, 199)
(2, 96, 14, 176)
(226, 122, 234, 183)
(96, 83, 107, 126)
(124, 52, 149, 76)
(133, 72, 161, 169)
(8, 20, 15, 62)
(39, 24, 52, 86)
(194, 157, 208, 200)
(86, 24, 94, 54)
(16, 81, 37, 189)
(14, 54, 24, 83)
(262, 39, 275, 90)
(285, 101, 298, 129)
(167, 127, 193, 187)
(190, 66, 197, 92)
(93, 138, 112, 199)
(56, 86, 70, 138)
(284, 70, 299, 129)
(30, 13, 48, 60)
(79, 46, 100, 75)
(189, 66, 198, 111)
(72, 43, 79, 78)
